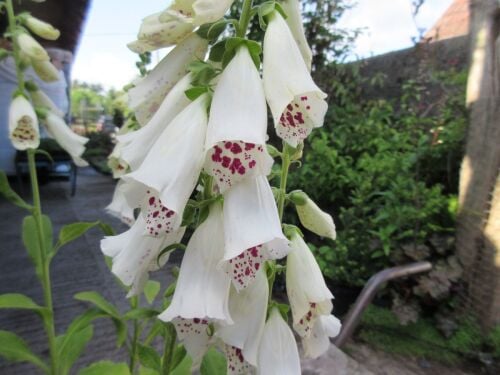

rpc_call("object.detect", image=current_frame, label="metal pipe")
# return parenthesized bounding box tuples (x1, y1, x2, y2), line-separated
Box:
(333, 261, 432, 348)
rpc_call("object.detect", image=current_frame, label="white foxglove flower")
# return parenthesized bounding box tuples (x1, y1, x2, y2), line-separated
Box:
(16, 33, 49, 61)
(128, 11, 194, 53)
(205, 46, 273, 192)
(101, 215, 184, 296)
(164, 0, 234, 26)
(159, 204, 232, 363)
(106, 180, 136, 226)
(24, 16, 60, 40)
(108, 142, 129, 179)
(292, 191, 336, 240)
(30, 88, 65, 118)
(9, 95, 39, 150)
(221, 176, 290, 290)
(44, 113, 89, 167)
(123, 94, 209, 238)
(281, 0, 313, 71)
(216, 269, 268, 370)
(263, 12, 327, 147)
(128, 33, 207, 126)
(31, 59, 60, 82)
(302, 315, 341, 359)
(286, 231, 334, 340)
(257, 308, 301, 375)
(118, 74, 192, 171)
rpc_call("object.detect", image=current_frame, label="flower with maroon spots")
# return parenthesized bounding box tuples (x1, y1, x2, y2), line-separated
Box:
(171, 317, 212, 366)
(44, 112, 89, 167)
(263, 11, 328, 147)
(302, 315, 341, 359)
(216, 269, 268, 371)
(8, 95, 40, 150)
(101, 215, 185, 297)
(285, 230, 341, 358)
(122, 94, 209, 238)
(257, 308, 301, 375)
(159, 203, 232, 325)
(204, 46, 273, 193)
(106, 180, 136, 227)
(128, 34, 207, 126)
(220, 176, 290, 290)
(118, 74, 192, 171)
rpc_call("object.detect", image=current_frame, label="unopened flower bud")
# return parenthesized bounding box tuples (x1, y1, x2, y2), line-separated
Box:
(16, 33, 49, 61)
(294, 193, 336, 240)
(24, 16, 60, 40)
(31, 59, 60, 82)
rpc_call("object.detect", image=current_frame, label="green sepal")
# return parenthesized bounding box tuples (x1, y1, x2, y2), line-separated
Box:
(209, 40, 226, 62)
(185, 86, 209, 101)
(196, 20, 228, 41)
(288, 190, 308, 206)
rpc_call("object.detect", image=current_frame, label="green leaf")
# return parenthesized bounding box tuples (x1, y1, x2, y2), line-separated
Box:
(74, 291, 120, 317)
(35, 149, 54, 163)
(0, 48, 10, 61)
(245, 40, 262, 69)
(58, 325, 94, 375)
(209, 40, 226, 62)
(185, 87, 208, 101)
(207, 20, 229, 40)
(0, 330, 48, 372)
(78, 361, 131, 375)
(0, 293, 49, 319)
(164, 282, 176, 298)
(138, 344, 161, 372)
(22, 215, 53, 279)
(200, 347, 227, 375)
(171, 353, 192, 375)
(144, 280, 161, 304)
(55, 221, 100, 251)
(99, 222, 115, 236)
(123, 308, 159, 320)
(258, 1, 277, 17)
(170, 345, 187, 371)
(0, 171, 32, 210)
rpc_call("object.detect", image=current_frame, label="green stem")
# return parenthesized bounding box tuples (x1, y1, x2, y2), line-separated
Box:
(237, 0, 253, 38)
(129, 296, 140, 374)
(28, 150, 57, 375)
(161, 323, 177, 375)
(5, 0, 25, 93)
(277, 142, 291, 222)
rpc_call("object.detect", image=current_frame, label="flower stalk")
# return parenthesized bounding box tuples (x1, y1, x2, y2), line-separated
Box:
(237, 0, 253, 38)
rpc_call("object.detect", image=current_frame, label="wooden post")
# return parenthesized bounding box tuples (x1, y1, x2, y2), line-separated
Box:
(457, 0, 500, 329)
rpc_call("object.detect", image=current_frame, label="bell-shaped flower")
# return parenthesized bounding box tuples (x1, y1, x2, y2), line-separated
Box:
(24, 16, 60, 40)
(128, 33, 207, 126)
(31, 59, 60, 82)
(221, 176, 290, 291)
(107, 142, 129, 179)
(30, 88, 65, 118)
(118, 74, 192, 171)
(257, 308, 301, 375)
(159, 203, 232, 363)
(263, 12, 327, 147)
(286, 231, 334, 339)
(16, 33, 49, 61)
(101, 215, 184, 297)
(302, 314, 341, 359)
(163, 0, 234, 26)
(9, 95, 40, 150)
(291, 191, 336, 240)
(44, 113, 89, 167)
(106, 180, 136, 226)
(216, 268, 268, 371)
(128, 11, 194, 53)
(204, 46, 272, 193)
(122, 94, 209, 238)
(280, 0, 313, 71)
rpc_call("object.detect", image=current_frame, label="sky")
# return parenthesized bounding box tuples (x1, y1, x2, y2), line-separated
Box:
(72, 0, 454, 90)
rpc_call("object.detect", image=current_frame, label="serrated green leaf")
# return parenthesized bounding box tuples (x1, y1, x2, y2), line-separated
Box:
(201, 347, 227, 375)
(0, 171, 32, 210)
(124, 308, 159, 320)
(0, 330, 48, 372)
(209, 40, 226, 62)
(138, 344, 161, 371)
(144, 280, 161, 304)
(78, 361, 131, 375)
(22, 215, 53, 279)
(55, 221, 100, 252)
(58, 325, 94, 375)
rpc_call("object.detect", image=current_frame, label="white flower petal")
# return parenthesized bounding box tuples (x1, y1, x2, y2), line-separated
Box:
(224, 344, 255, 375)
(302, 315, 341, 359)
(281, 0, 313, 70)
(159, 203, 232, 323)
(296, 195, 336, 240)
(108, 142, 129, 178)
(220, 176, 290, 290)
(100, 215, 184, 296)
(30, 89, 64, 118)
(118, 74, 192, 171)
(192, 0, 234, 25)
(257, 308, 301, 375)
(204, 47, 272, 192)
(263, 12, 327, 147)
(128, 34, 207, 126)
(106, 180, 136, 226)
(8, 96, 39, 150)
(286, 232, 334, 337)
(122, 94, 209, 238)
(216, 269, 268, 366)
(172, 317, 211, 366)
(44, 113, 89, 167)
